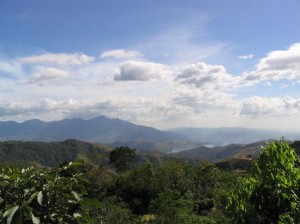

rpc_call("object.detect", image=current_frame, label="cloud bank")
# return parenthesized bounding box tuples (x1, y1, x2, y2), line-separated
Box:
(1, 43, 300, 131)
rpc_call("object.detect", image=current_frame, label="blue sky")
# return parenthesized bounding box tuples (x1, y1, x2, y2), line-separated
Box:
(1, 0, 300, 131)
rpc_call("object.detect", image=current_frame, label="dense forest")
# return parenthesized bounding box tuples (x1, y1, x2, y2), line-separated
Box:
(0, 139, 299, 223)
(0, 140, 182, 168)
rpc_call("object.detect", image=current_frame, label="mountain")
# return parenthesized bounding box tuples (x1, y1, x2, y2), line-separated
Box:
(170, 127, 299, 145)
(1, 116, 298, 153)
(174, 141, 266, 162)
(1, 138, 298, 167)
(0, 116, 181, 144)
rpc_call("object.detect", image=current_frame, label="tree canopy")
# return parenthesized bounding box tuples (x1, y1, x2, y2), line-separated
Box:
(109, 146, 136, 171)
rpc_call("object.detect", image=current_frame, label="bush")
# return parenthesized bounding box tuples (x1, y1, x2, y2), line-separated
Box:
(0, 161, 100, 224)
(227, 139, 300, 223)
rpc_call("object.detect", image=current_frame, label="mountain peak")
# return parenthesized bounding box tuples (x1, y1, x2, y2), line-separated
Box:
(0, 116, 179, 143)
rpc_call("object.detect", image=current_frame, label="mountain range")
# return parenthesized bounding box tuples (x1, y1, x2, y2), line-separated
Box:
(0, 116, 179, 143)
(0, 116, 298, 153)
(170, 127, 299, 146)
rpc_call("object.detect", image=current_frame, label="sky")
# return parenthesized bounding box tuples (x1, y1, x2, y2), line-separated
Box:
(1, 0, 300, 131)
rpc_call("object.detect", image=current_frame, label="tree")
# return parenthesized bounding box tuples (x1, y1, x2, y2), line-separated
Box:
(0, 160, 100, 224)
(109, 147, 136, 172)
(227, 139, 300, 223)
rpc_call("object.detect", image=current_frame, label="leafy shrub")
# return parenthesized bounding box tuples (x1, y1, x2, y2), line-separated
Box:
(0, 161, 100, 224)
(227, 139, 300, 223)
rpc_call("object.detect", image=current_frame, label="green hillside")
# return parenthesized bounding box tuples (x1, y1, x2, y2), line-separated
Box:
(174, 141, 266, 162)
(0, 139, 179, 168)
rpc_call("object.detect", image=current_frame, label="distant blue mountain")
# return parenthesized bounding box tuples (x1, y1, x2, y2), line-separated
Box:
(1, 116, 298, 153)
(170, 127, 299, 145)
(0, 116, 180, 143)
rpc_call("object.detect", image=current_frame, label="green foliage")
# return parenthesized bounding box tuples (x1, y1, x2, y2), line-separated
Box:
(87, 197, 140, 224)
(149, 189, 194, 224)
(4, 138, 300, 223)
(193, 161, 219, 214)
(0, 160, 100, 223)
(109, 146, 136, 171)
(112, 160, 226, 223)
(227, 139, 300, 223)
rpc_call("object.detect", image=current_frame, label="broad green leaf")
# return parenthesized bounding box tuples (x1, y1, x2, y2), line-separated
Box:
(28, 192, 39, 204)
(31, 211, 40, 224)
(73, 213, 82, 218)
(72, 191, 81, 201)
(37, 191, 43, 205)
(3, 207, 14, 218)
(7, 206, 21, 224)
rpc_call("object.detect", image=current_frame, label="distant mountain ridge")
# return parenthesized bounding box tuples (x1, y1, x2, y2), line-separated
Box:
(0, 116, 180, 143)
(1, 116, 298, 153)
(170, 127, 299, 145)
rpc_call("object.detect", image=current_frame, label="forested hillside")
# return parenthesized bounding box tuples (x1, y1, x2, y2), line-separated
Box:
(0, 139, 299, 223)
(174, 141, 266, 162)
(0, 139, 179, 167)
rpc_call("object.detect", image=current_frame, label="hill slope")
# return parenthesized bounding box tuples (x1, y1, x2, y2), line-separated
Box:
(174, 141, 266, 162)
(0, 139, 179, 167)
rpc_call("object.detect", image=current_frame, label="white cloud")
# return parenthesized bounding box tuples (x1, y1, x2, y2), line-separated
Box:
(100, 49, 142, 59)
(2, 44, 300, 131)
(236, 96, 300, 117)
(176, 62, 239, 90)
(243, 43, 300, 82)
(29, 67, 70, 83)
(172, 87, 233, 115)
(114, 61, 171, 81)
(239, 54, 254, 59)
(0, 101, 30, 116)
(21, 53, 94, 66)
(0, 98, 89, 119)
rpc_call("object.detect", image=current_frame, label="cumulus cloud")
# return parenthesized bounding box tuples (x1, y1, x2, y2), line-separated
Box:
(0, 98, 89, 119)
(114, 61, 171, 81)
(29, 67, 70, 83)
(236, 96, 300, 117)
(176, 62, 238, 90)
(0, 101, 30, 116)
(21, 53, 94, 66)
(100, 49, 142, 59)
(243, 43, 300, 82)
(2, 44, 300, 130)
(239, 54, 254, 59)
